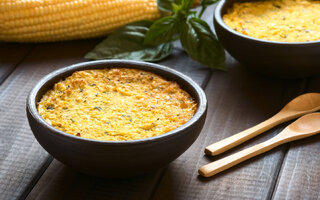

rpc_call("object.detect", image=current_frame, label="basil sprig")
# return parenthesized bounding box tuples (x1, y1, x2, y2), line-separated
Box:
(85, 21, 173, 62)
(180, 17, 225, 70)
(85, 0, 225, 70)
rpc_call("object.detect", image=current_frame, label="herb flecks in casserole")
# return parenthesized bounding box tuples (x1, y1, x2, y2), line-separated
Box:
(38, 68, 197, 141)
(223, 0, 320, 42)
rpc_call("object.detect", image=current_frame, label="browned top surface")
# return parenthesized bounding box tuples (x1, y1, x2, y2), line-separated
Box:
(0, 7, 319, 200)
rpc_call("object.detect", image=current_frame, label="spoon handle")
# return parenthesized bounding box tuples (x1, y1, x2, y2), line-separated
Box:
(199, 132, 286, 177)
(205, 112, 294, 156)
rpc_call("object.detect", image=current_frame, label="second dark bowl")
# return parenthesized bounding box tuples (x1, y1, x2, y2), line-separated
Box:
(214, 0, 320, 78)
(26, 60, 207, 178)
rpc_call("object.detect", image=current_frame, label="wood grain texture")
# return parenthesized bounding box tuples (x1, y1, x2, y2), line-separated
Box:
(272, 78, 320, 200)
(0, 40, 98, 200)
(0, 43, 34, 84)
(152, 56, 306, 200)
(26, 160, 164, 200)
(25, 43, 212, 200)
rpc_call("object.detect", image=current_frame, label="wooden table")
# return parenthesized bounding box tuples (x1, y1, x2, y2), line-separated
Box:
(1, 8, 320, 200)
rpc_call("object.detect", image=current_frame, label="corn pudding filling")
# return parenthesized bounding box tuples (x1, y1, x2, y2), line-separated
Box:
(223, 0, 320, 42)
(37, 68, 197, 141)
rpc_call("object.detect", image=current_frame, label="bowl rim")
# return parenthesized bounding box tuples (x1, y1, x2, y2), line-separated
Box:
(27, 60, 207, 145)
(214, 0, 320, 46)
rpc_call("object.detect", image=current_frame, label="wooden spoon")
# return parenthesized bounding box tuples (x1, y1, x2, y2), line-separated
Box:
(205, 93, 320, 156)
(199, 112, 320, 177)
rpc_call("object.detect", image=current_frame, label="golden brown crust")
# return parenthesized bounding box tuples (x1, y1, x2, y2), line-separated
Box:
(38, 68, 197, 141)
(223, 0, 320, 42)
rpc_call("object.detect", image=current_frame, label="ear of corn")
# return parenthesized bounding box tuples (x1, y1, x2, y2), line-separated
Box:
(0, 0, 161, 42)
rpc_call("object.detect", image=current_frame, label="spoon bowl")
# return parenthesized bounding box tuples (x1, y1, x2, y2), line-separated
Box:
(281, 93, 320, 112)
(287, 112, 320, 136)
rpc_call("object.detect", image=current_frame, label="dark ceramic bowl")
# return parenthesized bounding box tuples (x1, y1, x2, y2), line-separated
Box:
(214, 0, 320, 78)
(26, 60, 207, 178)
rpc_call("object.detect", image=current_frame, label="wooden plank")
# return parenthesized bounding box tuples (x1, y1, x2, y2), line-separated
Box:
(271, 78, 320, 200)
(26, 160, 164, 200)
(0, 40, 99, 200)
(25, 45, 212, 200)
(152, 56, 306, 200)
(0, 43, 34, 84)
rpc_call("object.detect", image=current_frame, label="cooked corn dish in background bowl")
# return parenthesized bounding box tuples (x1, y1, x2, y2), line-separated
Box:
(223, 0, 320, 42)
(27, 60, 207, 177)
(214, 0, 320, 77)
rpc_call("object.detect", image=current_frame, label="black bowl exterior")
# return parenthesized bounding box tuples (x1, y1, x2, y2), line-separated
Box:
(214, 0, 320, 78)
(26, 60, 207, 177)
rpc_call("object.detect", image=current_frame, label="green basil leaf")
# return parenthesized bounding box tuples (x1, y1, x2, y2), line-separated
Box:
(157, 0, 175, 13)
(181, 0, 192, 11)
(157, 0, 185, 13)
(180, 17, 226, 70)
(85, 21, 173, 62)
(201, 0, 219, 6)
(144, 16, 179, 45)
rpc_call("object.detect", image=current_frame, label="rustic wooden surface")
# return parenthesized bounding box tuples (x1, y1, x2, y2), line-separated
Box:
(0, 8, 319, 200)
(0, 41, 98, 200)
(272, 78, 320, 200)
(0, 43, 33, 84)
(152, 58, 307, 200)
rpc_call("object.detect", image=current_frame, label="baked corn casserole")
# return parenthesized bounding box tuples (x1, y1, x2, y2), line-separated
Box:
(37, 68, 197, 141)
(223, 0, 320, 42)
